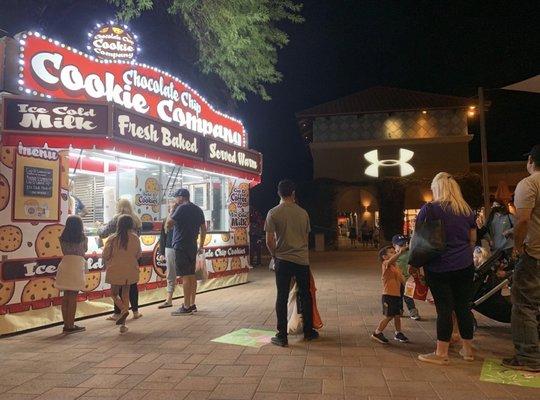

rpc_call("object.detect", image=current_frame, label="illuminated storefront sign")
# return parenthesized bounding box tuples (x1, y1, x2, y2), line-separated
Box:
(364, 148, 415, 177)
(204, 139, 262, 174)
(113, 107, 204, 160)
(14, 31, 246, 147)
(3, 97, 110, 136)
(88, 22, 138, 62)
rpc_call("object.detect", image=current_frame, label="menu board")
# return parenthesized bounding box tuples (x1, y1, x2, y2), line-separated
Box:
(13, 146, 60, 222)
(23, 166, 53, 197)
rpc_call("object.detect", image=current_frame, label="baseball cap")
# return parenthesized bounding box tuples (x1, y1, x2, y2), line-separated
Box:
(173, 188, 190, 198)
(523, 144, 540, 164)
(391, 234, 408, 246)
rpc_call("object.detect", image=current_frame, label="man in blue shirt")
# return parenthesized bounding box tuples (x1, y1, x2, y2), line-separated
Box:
(167, 189, 206, 315)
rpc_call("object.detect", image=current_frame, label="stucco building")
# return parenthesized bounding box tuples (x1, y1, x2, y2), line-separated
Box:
(296, 87, 484, 240)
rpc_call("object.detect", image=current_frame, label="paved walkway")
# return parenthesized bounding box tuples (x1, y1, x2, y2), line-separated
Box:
(0, 251, 537, 400)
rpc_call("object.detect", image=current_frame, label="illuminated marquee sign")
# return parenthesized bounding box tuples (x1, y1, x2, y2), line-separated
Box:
(15, 31, 246, 147)
(364, 148, 415, 177)
(88, 22, 139, 62)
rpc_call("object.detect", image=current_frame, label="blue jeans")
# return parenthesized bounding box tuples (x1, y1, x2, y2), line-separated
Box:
(511, 252, 540, 366)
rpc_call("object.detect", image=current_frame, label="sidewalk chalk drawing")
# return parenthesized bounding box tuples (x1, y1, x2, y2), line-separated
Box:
(211, 328, 274, 348)
(480, 359, 540, 388)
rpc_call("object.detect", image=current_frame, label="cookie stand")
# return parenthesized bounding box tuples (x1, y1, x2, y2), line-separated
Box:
(0, 23, 262, 335)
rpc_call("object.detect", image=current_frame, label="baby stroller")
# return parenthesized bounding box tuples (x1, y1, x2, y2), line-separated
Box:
(471, 249, 514, 324)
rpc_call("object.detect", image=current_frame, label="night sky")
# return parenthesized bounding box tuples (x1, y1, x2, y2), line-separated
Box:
(1, 0, 539, 214)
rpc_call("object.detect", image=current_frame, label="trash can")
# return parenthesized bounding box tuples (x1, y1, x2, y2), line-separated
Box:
(315, 233, 325, 252)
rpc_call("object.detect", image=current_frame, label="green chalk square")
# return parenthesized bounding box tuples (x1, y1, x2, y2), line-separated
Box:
(480, 359, 540, 388)
(211, 328, 275, 348)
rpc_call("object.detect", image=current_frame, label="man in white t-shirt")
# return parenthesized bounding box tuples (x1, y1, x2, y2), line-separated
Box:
(502, 144, 540, 372)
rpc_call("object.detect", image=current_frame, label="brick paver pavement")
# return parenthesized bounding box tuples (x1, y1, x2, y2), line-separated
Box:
(1, 250, 538, 400)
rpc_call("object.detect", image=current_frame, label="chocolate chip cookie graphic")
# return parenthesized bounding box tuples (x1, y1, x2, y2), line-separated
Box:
(59, 151, 70, 190)
(233, 228, 248, 245)
(0, 281, 15, 305)
(1, 147, 15, 168)
(220, 233, 231, 243)
(145, 178, 159, 193)
(211, 258, 229, 273)
(197, 233, 212, 247)
(0, 174, 10, 212)
(21, 278, 59, 302)
(141, 235, 156, 246)
(83, 271, 101, 292)
(141, 214, 153, 222)
(0, 225, 23, 252)
(138, 266, 153, 284)
(35, 224, 64, 258)
(230, 257, 242, 270)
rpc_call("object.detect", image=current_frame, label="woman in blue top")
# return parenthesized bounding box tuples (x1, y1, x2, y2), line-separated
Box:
(412, 172, 477, 365)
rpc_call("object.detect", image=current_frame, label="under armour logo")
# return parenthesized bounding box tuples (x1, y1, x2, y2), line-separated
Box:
(364, 148, 415, 177)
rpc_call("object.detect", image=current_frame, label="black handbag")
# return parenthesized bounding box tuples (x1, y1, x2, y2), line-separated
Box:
(409, 203, 446, 267)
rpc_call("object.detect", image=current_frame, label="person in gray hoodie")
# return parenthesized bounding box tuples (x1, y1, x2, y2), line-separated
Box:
(477, 200, 515, 255)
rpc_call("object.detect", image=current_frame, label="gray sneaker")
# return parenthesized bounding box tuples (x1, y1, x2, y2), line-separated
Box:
(171, 305, 193, 316)
(409, 308, 421, 320)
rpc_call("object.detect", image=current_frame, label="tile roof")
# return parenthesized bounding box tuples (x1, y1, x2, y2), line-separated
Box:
(296, 86, 475, 118)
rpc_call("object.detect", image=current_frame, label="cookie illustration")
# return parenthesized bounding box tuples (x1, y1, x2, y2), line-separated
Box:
(211, 258, 229, 273)
(221, 233, 231, 243)
(0, 281, 15, 305)
(21, 278, 59, 302)
(141, 235, 156, 246)
(35, 224, 64, 258)
(58, 151, 70, 190)
(0, 225, 23, 252)
(1, 147, 15, 168)
(145, 178, 159, 193)
(239, 183, 250, 191)
(228, 203, 237, 213)
(230, 257, 242, 270)
(138, 266, 153, 284)
(151, 204, 160, 213)
(233, 228, 248, 245)
(141, 214, 153, 222)
(197, 233, 212, 247)
(83, 271, 101, 292)
(0, 174, 10, 212)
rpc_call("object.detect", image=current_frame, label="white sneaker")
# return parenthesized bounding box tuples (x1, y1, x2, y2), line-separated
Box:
(106, 313, 120, 321)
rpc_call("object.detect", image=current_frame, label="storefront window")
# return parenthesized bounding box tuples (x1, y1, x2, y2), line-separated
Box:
(403, 209, 420, 236)
(69, 150, 231, 234)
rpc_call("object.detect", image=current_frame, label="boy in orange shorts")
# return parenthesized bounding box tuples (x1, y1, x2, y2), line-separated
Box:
(371, 245, 409, 344)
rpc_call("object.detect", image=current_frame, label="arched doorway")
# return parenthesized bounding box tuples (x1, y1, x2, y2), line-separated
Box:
(335, 186, 379, 248)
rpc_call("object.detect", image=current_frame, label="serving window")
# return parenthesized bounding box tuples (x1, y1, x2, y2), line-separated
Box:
(69, 149, 232, 234)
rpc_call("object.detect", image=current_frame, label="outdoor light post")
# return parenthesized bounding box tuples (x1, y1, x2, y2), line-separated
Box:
(478, 87, 491, 214)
